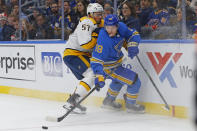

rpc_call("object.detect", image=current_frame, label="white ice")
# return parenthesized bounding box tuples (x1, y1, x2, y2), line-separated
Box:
(0, 94, 195, 131)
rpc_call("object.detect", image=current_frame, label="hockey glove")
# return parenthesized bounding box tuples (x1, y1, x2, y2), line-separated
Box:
(127, 42, 139, 59)
(95, 75, 105, 91)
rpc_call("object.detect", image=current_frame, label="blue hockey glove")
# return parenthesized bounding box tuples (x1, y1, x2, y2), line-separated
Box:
(95, 75, 105, 91)
(127, 42, 139, 59)
(128, 46, 139, 59)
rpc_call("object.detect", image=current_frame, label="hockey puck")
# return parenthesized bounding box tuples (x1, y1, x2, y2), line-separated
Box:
(42, 126, 48, 130)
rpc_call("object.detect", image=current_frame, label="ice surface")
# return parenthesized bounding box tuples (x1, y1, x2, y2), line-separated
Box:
(0, 94, 195, 131)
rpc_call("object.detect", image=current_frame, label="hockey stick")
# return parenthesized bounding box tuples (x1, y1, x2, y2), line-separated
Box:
(46, 85, 99, 122)
(46, 66, 119, 122)
(136, 56, 170, 111)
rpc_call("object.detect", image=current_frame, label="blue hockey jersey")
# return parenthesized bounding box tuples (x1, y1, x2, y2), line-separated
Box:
(90, 22, 140, 75)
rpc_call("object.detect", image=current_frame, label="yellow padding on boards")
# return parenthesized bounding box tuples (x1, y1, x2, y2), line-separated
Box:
(0, 85, 69, 101)
(0, 86, 11, 94)
(0, 85, 187, 118)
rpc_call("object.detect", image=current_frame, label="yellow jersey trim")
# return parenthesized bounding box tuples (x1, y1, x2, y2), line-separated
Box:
(80, 16, 97, 25)
(63, 49, 91, 57)
(105, 69, 133, 85)
(78, 55, 90, 68)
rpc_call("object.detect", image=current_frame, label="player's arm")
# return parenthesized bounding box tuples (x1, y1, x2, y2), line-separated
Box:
(120, 22, 141, 59)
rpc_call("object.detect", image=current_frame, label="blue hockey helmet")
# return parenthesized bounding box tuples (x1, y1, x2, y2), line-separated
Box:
(104, 14, 119, 26)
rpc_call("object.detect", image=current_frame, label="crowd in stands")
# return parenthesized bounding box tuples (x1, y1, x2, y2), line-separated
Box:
(0, 0, 197, 41)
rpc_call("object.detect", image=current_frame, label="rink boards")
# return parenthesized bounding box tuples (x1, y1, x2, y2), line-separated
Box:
(0, 40, 195, 118)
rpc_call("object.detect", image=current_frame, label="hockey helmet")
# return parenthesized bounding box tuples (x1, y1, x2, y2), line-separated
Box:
(87, 3, 103, 15)
(104, 14, 119, 26)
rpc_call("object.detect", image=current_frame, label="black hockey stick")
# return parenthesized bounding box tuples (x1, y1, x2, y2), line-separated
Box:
(46, 85, 99, 122)
(136, 56, 170, 111)
(46, 66, 118, 122)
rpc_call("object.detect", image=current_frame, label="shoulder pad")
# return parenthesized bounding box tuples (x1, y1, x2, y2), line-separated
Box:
(80, 16, 97, 25)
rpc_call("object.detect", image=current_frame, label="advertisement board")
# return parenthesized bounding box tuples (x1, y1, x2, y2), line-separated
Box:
(0, 45, 36, 81)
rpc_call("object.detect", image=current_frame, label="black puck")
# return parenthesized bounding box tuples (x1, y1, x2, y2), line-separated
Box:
(42, 126, 48, 130)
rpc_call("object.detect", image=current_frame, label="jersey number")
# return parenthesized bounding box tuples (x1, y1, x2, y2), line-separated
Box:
(82, 24, 90, 31)
(95, 45, 103, 53)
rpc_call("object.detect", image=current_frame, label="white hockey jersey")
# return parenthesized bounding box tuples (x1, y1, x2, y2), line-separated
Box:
(63, 16, 104, 57)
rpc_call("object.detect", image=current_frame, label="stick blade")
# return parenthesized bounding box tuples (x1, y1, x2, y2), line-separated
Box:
(45, 116, 58, 122)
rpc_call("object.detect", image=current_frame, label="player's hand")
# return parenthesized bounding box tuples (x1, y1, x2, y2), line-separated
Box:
(95, 75, 105, 91)
(128, 46, 139, 59)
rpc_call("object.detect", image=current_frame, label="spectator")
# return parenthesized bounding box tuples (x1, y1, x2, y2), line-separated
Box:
(138, 0, 153, 26)
(48, 2, 62, 39)
(28, 8, 40, 25)
(103, 1, 113, 18)
(147, 0, 169, 27)
(10, 4, 28, 21)
(103, 6, 113, 18)
(33, 14, 54, 39)
(44, 0, 54, 16)
(63, 0, 77, 31)
(103, 1, 112, 9)
(11, 18, 20, 41)
(153, 5, 197, 39)
(7, 0, 18, 14)
(76, 0, 88, 21)
(70, 0, 77, 9)
(135, 1, 141, 15)
(95, 0, 104, 6)
(21, 19, 36, 40)
(167, 0, 177, 15)
(177, 0, 192, 8)
(7, 14, 16, 27)
(0, 0, 8, 14)
(121, 1, 141, 32)
(0, 12, 15, 41)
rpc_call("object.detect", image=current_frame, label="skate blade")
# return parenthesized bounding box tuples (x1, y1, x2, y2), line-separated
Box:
(63, 105, 86, 115)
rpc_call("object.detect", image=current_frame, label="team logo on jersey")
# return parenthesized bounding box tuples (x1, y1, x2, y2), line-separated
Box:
(147, 52, 182, 88)
(41, 52, 63, 77)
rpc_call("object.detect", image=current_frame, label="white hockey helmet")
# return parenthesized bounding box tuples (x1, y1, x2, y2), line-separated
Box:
(87, 3, 103, 15)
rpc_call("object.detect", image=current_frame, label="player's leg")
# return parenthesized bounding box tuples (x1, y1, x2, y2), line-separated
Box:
(106, 66, 145, 113)
(124, 77, 145, 113)
(63, 55, 90, 113)
(102, 79, 123, 110)
(64, 67, 95, 113)
(63, 55, 90, 80)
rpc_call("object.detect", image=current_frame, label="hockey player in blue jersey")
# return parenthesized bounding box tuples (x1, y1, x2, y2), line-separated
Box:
(91, 14, 145, 113)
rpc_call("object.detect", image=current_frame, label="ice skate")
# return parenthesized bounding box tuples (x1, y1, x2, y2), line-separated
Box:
(101, 95, 122, 110)
(63, 93, 87, 114)
(123, 94, 145, 114)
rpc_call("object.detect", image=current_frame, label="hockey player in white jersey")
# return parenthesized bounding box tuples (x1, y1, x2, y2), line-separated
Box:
(63, 3, 104, 113)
